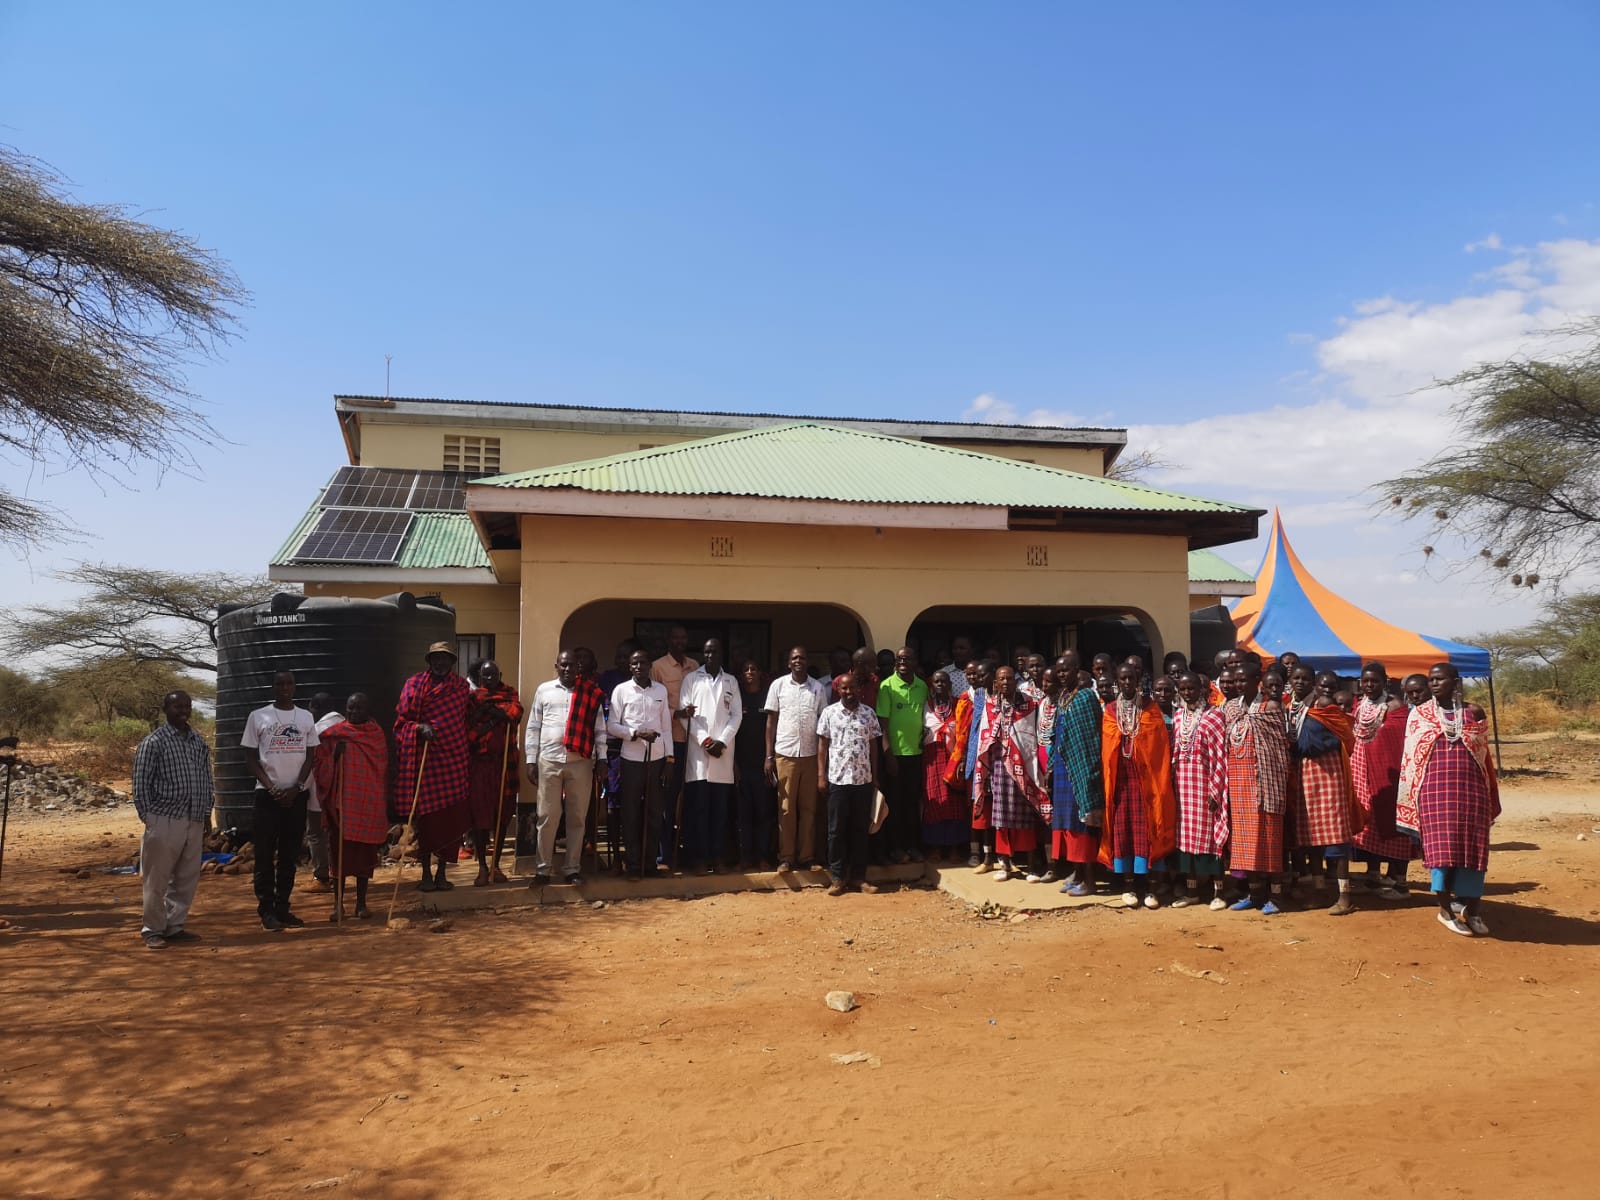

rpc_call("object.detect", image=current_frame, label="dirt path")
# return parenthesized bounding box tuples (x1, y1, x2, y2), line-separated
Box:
(2, 782, 1598, 1199)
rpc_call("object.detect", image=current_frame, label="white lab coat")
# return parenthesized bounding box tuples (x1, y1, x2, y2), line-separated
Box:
(681, 667, 742, 785)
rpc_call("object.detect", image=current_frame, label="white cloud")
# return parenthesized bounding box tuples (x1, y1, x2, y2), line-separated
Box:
(962, 391, 1095, 427)
(1464, 233, 1503, 252)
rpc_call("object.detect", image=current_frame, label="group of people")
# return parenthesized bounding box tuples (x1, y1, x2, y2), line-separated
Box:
(128, 627, 1502, 947)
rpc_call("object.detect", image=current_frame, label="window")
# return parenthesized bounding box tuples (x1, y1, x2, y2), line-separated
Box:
(456, 634, 496, 679)
(443, 435, 501, 476)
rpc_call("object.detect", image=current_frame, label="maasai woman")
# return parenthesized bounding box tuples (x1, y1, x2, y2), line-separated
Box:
(1100, 661, 1178, 908)
(1025, 666, 1064, 883)
(974, 665, 1048, 881)
(313, 693, 390, 920)
(392, 642, 472, 891)
(1224, 667, 1290, 913)
(1171, 671, 1229, 909)
(946, 660, 995, 872)
(1047, 651, 1104, 896)
(921, 669, 966, 859)
(1153, 675, 1177, 725)
(1350, 662, 1415, 899)
(1286, 664, 1363, 915)
(1398, 663, 1501, 937)
(465, 661, 524, 887)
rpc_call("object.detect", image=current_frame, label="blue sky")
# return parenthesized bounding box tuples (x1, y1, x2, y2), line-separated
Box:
(4, 1, 1598, 639)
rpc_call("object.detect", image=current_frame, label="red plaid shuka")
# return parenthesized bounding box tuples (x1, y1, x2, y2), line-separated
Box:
(313, 720, 390, 844)
(1289, 704, 1362, 848)
(1397, 700, 1500, 871)
(1172, 705, 1228, 856)
(392, 669, 471, 817)
(1351, 699, 1416, 862)
(1223, 703, 1286, 873)
(466, 684, 523, 829)
(562, 678, 604, 759)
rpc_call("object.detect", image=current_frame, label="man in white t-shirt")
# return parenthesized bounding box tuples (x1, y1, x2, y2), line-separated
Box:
(762, 645, 828, 874)
(606, 648, 675, 880)
(242, 670, 319, 932)
(302, 692, 344, 892)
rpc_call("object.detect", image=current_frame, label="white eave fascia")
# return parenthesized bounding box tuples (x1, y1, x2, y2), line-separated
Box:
(1189, 579, 1255, 597)
(463, 488, 1010, 530)
(268, 566, 498, 585)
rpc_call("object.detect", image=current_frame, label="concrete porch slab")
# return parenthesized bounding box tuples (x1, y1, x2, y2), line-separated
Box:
(929, 865, 1127, 913)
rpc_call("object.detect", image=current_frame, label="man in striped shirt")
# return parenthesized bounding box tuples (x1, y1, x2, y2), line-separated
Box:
(131, 691, 213, 949)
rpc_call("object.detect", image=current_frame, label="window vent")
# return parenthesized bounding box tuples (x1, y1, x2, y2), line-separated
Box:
(444, 435, 501, 476)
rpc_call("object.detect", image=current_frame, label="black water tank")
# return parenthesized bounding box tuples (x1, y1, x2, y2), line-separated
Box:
(212, 592, 455, 832)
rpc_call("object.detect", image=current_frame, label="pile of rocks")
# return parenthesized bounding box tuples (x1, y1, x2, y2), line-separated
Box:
(202, 827, 255, 875)
(3, 757, 128, 812)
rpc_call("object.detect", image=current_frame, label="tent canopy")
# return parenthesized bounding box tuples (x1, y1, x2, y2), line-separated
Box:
(1230, 510, 1492, 678)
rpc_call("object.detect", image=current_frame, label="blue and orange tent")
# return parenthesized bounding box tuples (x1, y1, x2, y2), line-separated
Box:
(1230, 510, 1492, 678)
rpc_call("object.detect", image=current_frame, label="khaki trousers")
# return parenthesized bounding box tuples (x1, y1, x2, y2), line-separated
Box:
(535, 756, 594, 877)
(140, 814, 204, 936)
(774, 754, 819, 864)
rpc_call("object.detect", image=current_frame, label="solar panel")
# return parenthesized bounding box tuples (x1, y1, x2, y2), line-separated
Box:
(319, 467, 467, 510)
(291, 509, 413, 564)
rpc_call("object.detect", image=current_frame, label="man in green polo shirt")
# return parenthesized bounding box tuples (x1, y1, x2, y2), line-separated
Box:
(876, 647, 930, 865)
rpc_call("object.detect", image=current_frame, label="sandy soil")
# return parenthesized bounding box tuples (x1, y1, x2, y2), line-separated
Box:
(2, 760, 1598, 1198)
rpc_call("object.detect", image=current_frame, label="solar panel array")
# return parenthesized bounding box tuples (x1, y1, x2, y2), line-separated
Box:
(292, 509, 414, 564)
(320, 467, 468, 511)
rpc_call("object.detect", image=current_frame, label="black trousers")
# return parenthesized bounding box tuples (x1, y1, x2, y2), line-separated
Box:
(886, 753, 924, 854)
(827, 782, 874, 884)
(253, 789, 308, 918)
(619, 757, 666, 875)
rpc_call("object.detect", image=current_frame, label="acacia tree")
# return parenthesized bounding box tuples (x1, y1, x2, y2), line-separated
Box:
(1377, 320, 1600, 586)
(0, 146, 245, 548)
(3, 562, 276, 673)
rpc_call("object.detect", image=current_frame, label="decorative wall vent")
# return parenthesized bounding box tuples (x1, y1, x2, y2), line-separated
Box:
(710, 535, 735, 558)
(1026, 544, 1049, 567)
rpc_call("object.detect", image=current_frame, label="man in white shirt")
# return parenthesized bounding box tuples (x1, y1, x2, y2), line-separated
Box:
(680, 638, 742, 874)
(762, 645, 829, 874)
(524, 649, 607, 886)
(650, 625, 699, 870)
(303, 692, 345, 893)
(242, 671, 319, 932)
(607, 648, 675, 880)
(817, 674, 882, 897)
(939, 636, 974, 698)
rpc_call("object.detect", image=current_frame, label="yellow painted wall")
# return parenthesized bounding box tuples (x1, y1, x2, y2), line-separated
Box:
(514, 515, 1191, 703)
(301, 580, 522, 689)
(356, 421, 1108, 477)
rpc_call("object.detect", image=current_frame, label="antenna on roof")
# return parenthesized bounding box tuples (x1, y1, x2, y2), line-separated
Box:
(384, 354, 393, 398)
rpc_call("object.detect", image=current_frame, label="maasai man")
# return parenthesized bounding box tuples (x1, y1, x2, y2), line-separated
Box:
(1398, 663, 1501, 937)
(1171, 671, 1229, 909)
(465, 660, 523, 887)
(1100, 661, 1178, 909)
(1350, 662, 1415, 899)
(920, 669, 967, 860)
(1286, 664, 1363, 915)
(1224, 666, 1291, 912)
(974, 665, 1047, 881)
(946, 659, 993, 871)
(1046, 649, 1105, 897)
(313, 693, 389, 920)
(1091, 652, 1114, 682)
(393, 642, 472, 892)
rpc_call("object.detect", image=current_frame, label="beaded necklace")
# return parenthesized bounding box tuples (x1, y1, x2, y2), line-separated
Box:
(1437, 700, 1464, 743)
(1115, 696, 1140, 758)
(1225, 698, 1251, 749)
(1174, 701, 1205, 756)
(1287, 696, 1311, 738)
(1354, 696, 1386, 742)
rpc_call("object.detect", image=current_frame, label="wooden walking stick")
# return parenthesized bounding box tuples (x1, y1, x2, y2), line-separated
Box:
(488, 715, 514, 882)
(333, 752, 346, 925)
(386, 738, 429, 923)
(641, 736, 654, 878)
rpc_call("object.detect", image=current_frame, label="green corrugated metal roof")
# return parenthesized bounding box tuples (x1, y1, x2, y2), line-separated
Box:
(475, 422, 1246, 514)
(1188, 548, 1253, 584)
(270, 508, 490, 570)
(396, 513, 491, 569)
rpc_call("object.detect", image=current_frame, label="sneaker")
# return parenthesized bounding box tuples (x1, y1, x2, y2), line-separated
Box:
(1261, 900, 1282, 915)
(261, 914, 285, 932)
(306, 877, 334, 894)
(1170, 896, 1192, 909)
(966, 853, 983, 868)
(1037, 869, 1058, 884)
(565, 873, 583, 886)
(827, 881, 846, 897)
(1376, 884, 1406, 901)
(777, 860, 794, 873)
(1024, 871, 1045, 883)
(992, 863, 1012, 881)
(1466, 913, 1491, 937)
(142, 932, 168, 949)
(531, 874, 552, 887)
(807, 862, 826, 873)
(1438, 910, 1473, 936)
(1228, 897, 1255, 911)
(1122, 891, 1140, 908)
(1142, 893, 1160, 910)
(972, 858, 993, 874)
(1208, 896, 1228, 912)
(1067, 882, 1093, 897)
(276, 911, 306, 928)
(163, 929, 202, 944)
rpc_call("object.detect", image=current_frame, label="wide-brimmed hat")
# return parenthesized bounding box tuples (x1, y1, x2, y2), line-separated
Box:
(425, 641, 458, 662)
